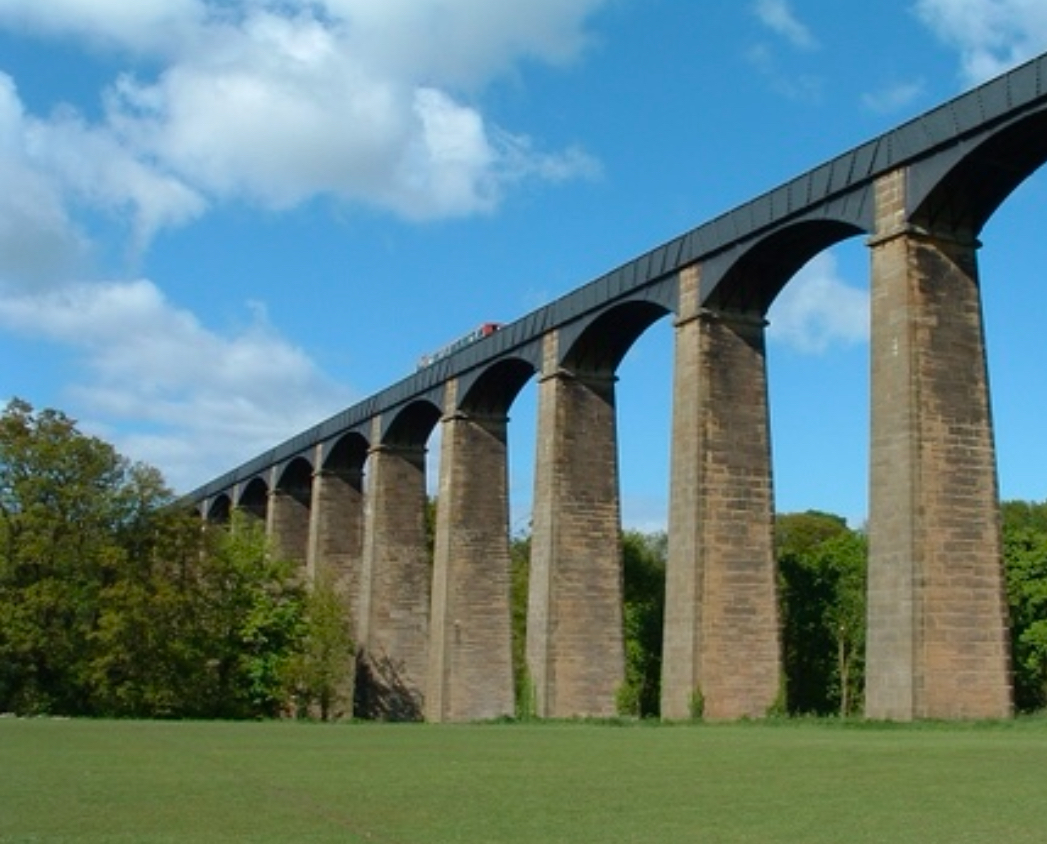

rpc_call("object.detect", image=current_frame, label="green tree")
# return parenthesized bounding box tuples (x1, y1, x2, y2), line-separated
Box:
(813, 530, 867, 715)
(188, 513, 306, 719)
(1002, 500, 1047, 712)
(777, 511, 866, 716)
(618, 530, 666, 718)
(0, 398, 165, 714)
(509, 531, 532, 716)
(0, 398, 314, 719)
(288, 571, 355, 721)
(87, 507, 209, 717)
(88, 510, 308, 720)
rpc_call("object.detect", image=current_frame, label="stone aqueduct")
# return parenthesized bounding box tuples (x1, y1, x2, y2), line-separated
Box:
(189, 53, 1047, 722)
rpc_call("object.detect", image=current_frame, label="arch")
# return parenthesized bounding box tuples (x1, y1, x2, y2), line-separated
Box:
(704, 218, 867, 314)
(910, 106, 1047, 237)
(382, 399, 442, 447)
(458, 356, 536, 417)
(559, 299, 673, 376)
(275, 455, 314, 504)
(321, 430, 369, 474)
(237, 476, 269, 521)
(206, 493, 232, 524)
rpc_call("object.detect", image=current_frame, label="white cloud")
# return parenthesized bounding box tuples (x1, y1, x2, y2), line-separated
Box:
(0, 0, 205, 55)
(753, 0, 818, 50)
(0, 1, 604, 237)
(747, 0, 821, 101)
(914, 0, 1047, 84)
(0, 1, 610, 489)
(0, 74, 91, 288)
(320, 0, 604, 89)
(861, 79, 926, 114)
(768, 253, 868, 353)
(0, 278, 353, 490)
(744, 43, 823, 103)
(0, 69, 205, 289)
(100, 6, 601, 219)
(30, 106, 207, 252)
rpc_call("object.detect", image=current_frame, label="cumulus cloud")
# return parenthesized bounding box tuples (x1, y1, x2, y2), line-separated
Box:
(753, 0, 818, 50)
(768, 253, 868, 353)
(1, 0, 603, 235)
(0, 74, 91, 288)
(0, 278, 353, 490)
(914, 0, 1047, 84)
(0, 0, 610, 488)
(32, 105, 208, 253)
(321, 0, 603, 88)
(0, 0, 204, 54)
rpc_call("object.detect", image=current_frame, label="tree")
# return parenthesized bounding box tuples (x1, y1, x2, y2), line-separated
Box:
(617, 530, 666, 718)
(189, 513, 306, 719)
(0, 398, 165, 714)
(88, 509, 307, 720)
(1002, 500, 1047, 712)
(776, 511, 866, 716)
(87, 507, 210, 717)
(287, 570, 355, 721)
(812, 531, 867, 716)
(0, 398, 311, 719)
(509, 531, 532, 716)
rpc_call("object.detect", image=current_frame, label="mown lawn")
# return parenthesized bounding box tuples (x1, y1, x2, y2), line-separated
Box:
(1, 716, 1045, 843)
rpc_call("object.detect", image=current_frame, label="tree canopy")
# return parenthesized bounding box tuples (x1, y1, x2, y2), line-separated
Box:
(0, 399, 344, 719)
(776, 511, 867, 716)
(1002, 500, 1047, 711)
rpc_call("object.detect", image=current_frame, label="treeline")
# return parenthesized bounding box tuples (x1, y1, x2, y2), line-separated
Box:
(602, 507, 1047, 718)
(0, 400, 352, 718)
(780, 505, 1047, 714)
(3, 398, 1047, 719)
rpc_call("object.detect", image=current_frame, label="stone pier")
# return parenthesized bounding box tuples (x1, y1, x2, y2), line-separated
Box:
(527, 332, 625, 719)
(662, 264, 781, 720)
(356, 427, 431, 720)
(865, 169, 1012, 720)
(427, 380, 515, 722)
(307, 456, 365, 635)
(267, 464, 311, 567)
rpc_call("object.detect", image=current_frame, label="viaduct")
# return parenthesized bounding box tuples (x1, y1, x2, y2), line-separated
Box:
(187, 52, 1047, 722)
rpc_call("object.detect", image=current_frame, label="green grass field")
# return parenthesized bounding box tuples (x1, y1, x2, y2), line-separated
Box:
(2, 717, 1045, 843)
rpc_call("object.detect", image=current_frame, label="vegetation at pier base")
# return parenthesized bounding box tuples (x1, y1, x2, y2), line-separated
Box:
(617, 530, 666, 718)
(287, 571, 356, 721)
(509, 533, 533, 716)
(2, 396, 1047, 721)
(776, 511, 867, 717)
(1002, 500, 1047, 711)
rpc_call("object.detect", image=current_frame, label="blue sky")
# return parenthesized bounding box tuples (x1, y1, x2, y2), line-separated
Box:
(1, 0, 1046, 530)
